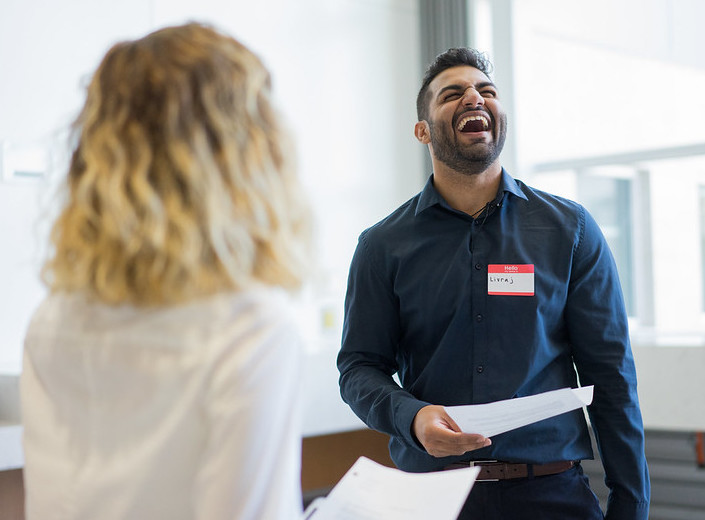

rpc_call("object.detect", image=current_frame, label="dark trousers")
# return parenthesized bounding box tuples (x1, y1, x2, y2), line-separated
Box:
(457, 464, 604, 520)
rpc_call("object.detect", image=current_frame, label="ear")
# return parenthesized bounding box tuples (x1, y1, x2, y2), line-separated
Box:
(414, 121, 431, 144)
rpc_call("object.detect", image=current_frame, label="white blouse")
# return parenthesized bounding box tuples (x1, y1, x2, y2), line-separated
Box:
(21, 288, 303, 520)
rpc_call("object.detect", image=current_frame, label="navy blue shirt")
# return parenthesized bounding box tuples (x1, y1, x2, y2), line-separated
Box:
(338, 170, 649, 519)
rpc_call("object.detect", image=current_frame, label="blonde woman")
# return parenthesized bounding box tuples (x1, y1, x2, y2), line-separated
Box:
(20, 23, 311, 520)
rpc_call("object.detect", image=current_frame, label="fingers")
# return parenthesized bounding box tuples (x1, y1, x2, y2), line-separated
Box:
(412, 405, 492, 458)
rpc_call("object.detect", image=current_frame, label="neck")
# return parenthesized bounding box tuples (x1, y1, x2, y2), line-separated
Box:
(431, 159, 503, 216)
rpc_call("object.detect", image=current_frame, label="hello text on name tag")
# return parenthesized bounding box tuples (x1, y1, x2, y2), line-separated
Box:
(487, 264, 535, 296)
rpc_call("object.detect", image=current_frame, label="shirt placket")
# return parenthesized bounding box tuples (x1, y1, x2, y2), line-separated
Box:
(469, 217, 490, 404)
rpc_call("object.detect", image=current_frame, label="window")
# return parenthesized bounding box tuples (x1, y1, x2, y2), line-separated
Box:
(579, 172, 634, 316)
(509, 0, 705, 340)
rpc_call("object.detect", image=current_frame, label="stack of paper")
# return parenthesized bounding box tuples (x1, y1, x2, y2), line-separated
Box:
(302, 457, 479, 520)
(444, 386, 594, 437)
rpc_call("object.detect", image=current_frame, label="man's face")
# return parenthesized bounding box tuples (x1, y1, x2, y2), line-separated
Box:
(422, 65, 507, 174)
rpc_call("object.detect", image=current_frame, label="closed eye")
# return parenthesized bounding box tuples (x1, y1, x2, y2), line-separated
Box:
(443, 93, 461, 101)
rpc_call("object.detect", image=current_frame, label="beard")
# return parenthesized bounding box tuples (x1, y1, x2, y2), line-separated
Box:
(428, 113, 507, 175)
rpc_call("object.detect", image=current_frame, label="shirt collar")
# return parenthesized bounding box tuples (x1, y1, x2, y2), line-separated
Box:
(415, 168, 528, 216)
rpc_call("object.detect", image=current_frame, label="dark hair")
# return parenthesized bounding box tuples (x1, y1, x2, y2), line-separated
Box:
(416, 48, 494, 121)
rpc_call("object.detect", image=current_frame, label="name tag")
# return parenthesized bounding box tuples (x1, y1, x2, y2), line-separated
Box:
(488, 264, 534, 296)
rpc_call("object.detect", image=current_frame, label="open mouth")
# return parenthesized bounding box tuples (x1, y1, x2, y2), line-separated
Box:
(456, 113, 490, 133)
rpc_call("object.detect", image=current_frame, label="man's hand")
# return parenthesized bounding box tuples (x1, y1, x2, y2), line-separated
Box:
(412, 405, 492, 457)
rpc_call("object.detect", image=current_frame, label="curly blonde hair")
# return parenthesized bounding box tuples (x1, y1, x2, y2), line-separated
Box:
(44, 23, 311, 305)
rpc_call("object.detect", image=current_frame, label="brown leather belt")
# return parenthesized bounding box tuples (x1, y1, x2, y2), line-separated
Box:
(444, 460, 576, 481)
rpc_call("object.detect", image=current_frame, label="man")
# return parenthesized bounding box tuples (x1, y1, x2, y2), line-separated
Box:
(337, 47, 650, 519)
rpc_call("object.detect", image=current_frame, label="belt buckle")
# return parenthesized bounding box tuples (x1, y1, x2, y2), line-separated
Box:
(469, 460, 500, 482)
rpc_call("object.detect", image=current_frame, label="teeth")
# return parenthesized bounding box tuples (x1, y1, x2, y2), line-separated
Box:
(457, 115, 490, 131)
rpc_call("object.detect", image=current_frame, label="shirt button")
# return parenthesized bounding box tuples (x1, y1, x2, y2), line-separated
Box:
(475, 314, 483, 322)
(477, 365, 484, 373)
(474, 263, 482, 270)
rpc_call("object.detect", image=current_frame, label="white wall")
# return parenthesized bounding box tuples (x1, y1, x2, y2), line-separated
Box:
(0, 0, 424, 373)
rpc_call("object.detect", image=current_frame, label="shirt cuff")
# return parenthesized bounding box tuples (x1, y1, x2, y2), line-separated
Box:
(605, 497, 649, 520)
(394, 397, 431, 452)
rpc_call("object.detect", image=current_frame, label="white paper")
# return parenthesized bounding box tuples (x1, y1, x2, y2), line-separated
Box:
(444, 386, 594, 437)
(302, 456, 480, 520)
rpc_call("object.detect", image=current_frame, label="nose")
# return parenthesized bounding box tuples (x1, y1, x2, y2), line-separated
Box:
(462, 87, 484, 107)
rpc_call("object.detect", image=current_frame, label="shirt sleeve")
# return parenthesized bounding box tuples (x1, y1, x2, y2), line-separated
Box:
(193, 296, 303, 520)
(565, 207, 650, 520)
(337, 233, 430, 451)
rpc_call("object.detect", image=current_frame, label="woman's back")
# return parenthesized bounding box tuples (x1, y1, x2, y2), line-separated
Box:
(21, 287, 303, 519)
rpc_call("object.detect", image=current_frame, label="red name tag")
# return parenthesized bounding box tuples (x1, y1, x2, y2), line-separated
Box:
(487, 264, 534, 296)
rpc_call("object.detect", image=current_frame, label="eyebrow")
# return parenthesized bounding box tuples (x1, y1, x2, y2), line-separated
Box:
(436, 81, 497, 99)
